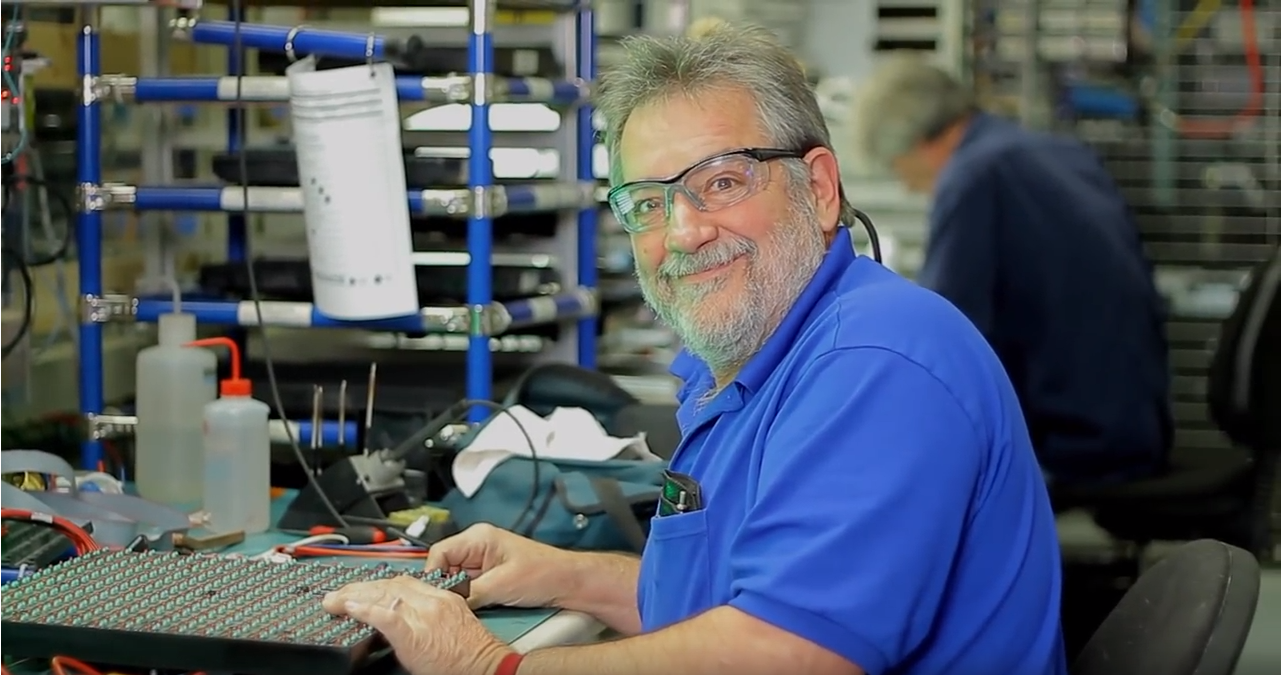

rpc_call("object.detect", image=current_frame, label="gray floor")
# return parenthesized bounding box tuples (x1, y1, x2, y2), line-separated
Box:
(1058, 512, 1280, 675)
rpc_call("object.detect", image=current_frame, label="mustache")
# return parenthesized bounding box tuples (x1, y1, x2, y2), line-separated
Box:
(658, 235, 757, 279)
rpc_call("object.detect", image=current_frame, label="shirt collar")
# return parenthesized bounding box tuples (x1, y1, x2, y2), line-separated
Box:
(958, 111, 995, 150)
(669, 226, 857, 399)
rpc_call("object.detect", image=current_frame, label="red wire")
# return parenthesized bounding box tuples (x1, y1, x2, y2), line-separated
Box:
(277, 544, 429, 560)
(1177, 0, 1263, 139)
(49, 657, 103, 675)
(0, 508, 101, 555)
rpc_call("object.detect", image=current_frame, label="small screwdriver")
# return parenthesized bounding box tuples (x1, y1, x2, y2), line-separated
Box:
(308, 525, 391, 545)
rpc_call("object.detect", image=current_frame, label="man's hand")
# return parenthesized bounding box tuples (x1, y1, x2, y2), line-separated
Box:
(424, 523, 574, 610)
(322, 575, 512, 675)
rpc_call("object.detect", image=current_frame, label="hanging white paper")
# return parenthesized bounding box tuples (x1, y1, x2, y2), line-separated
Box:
(286, 57, 420, 321)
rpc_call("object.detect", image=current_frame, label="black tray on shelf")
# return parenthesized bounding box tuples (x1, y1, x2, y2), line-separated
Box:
(212, 149, 469, 188)
(211, 148, 579, 238)
(256, 43, 562, 80)
(199, 257, 562, 308)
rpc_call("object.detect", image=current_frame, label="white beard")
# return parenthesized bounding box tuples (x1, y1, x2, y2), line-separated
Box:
(638, 195, 829, 377)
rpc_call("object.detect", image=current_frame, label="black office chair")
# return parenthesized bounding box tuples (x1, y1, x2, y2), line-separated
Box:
(1059, 249, 1280, 561)
(1072, 539, 1261, 675)
(503, 362, 683, 460)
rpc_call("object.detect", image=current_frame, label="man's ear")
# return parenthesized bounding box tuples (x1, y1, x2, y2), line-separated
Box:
(804, 147, 842, 233)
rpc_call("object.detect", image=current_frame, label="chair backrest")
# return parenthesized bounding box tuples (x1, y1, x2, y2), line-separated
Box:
(504, 362, 639, 424)
(1206, 249, 1280, 451)
(1072, 539, 1261, 675)
(611, 402, 682, 460)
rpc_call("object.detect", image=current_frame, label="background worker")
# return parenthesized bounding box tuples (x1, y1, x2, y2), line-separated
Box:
(850, 54, 1174, 489)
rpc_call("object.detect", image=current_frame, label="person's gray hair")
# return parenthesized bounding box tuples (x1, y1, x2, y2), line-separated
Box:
(594, 21, 857, 227)
(850, 53, 976, 171)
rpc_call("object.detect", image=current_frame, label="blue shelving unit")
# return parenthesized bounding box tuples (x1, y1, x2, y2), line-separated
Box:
(73, 2, 600, 469)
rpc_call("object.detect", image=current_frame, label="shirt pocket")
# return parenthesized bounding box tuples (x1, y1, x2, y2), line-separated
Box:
(639, 511, 714, 631)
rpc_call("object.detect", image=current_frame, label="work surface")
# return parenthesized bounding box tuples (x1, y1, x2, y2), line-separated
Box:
(220, 536, 557, 646)
(2, 494, 602, 675)
(217, 495, 565, 646)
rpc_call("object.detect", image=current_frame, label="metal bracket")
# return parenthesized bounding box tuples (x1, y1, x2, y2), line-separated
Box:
(81, 294, 138, 324)
(85, 413, 138, 440)
(93, 74, 138, 103)
(419, 75, 474, 104)
(77, 183, 103, 212)
(471, 72, 494, 105)
(468, 304, 499, 337)
(419, 190, 469, 217)
(469, 186, 493, 219)
(78, 183, 136, 212)
(468, 185, 509, 219)
(81, 74, 99, 105)
(169, 16, 198, 39)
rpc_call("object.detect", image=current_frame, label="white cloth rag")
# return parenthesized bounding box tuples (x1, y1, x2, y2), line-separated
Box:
(451, 405, 661, 498)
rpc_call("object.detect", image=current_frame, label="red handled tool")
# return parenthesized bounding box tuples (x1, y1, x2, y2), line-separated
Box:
(307, 525, 390, 545)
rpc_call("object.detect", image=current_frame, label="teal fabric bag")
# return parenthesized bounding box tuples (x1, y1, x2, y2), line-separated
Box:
(441, 456, 666, 553)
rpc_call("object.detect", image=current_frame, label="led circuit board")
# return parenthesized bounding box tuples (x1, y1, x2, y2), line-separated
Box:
(1, 549, 470, 675)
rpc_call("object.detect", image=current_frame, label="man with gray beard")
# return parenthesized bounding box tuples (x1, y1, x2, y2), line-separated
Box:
(322, 22, 1067, 675)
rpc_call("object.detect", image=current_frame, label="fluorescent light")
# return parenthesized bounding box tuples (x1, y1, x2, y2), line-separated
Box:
(372, 8, 468, 27)
(414, 146, 560, 179)
(404, 103, 562, 132)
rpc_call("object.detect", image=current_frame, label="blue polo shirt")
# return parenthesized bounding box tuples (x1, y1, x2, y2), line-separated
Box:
(917, 113, 1172, 485)
(636, 227, 1066, 675)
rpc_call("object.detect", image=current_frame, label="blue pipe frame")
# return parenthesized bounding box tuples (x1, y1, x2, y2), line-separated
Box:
(75, 6, 599, 468)
(77, 17, 104, 470)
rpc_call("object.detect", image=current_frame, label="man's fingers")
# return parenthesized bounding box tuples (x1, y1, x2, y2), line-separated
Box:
(322, 580, 395, 615)
(423, 547, 452, 573)
(462, 572, 503, 610)
(342, 600, 402, 636)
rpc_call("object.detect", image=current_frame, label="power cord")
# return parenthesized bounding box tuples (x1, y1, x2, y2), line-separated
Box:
(1, 244, 32, 360)
(230, 2, 352, 531)
(0, 507, 102, 555)
(849, 207, 882, 264)
(2, 174, 76, 267)
(383, 398, 540, 533)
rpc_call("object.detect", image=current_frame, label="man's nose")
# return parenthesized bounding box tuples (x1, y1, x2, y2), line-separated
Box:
(665, 193, 717, 254)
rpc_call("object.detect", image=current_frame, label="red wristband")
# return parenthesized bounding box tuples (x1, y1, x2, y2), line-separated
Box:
(493, 652, 524, 675)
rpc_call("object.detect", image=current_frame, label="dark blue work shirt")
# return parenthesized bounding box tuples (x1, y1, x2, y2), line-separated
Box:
(918, 113, 1172, 485)
(637, 227, 1066, 675)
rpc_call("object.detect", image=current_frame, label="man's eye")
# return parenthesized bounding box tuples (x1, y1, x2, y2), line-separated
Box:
(636, 198, 662, 214)
(706, 175, 741, 192)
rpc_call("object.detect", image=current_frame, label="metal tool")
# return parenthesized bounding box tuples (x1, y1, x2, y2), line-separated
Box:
(310, 385, 324, 477)
(362, 363, 378, 457)
(337, 379, 349, 452)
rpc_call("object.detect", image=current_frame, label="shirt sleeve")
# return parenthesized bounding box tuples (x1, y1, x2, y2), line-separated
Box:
(727, 347, 985, 675)
(916, 168, 999, 337)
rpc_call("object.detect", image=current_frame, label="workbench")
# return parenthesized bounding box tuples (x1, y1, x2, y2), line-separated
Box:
(3, 493, 606, 674)
(222, 494, 608, 652)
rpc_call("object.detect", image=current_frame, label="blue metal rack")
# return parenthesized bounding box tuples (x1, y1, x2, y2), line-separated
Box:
(73, 3, 600, 469)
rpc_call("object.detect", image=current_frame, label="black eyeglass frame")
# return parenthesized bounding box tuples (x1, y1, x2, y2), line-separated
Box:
(606, 146, 810, 233)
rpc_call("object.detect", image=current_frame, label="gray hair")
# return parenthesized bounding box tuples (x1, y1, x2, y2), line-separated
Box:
(850, 53, 976, 171)
(594, 22, 857, 227)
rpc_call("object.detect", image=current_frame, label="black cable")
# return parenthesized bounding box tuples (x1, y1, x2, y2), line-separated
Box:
(2, 174, 76, 267)
(384, 398, 540, 533)
(1, 245, 33, 360)
(466, 400, 541, 534)
(230, 3, 351, 529)
(850, 207, 883, 264)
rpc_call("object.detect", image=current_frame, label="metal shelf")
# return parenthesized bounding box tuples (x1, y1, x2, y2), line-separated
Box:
(68, 3, 600, 469)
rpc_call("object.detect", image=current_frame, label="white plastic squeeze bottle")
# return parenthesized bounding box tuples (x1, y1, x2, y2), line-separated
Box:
(187, 337, 272, 534)
(134, 307, 217, 508)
